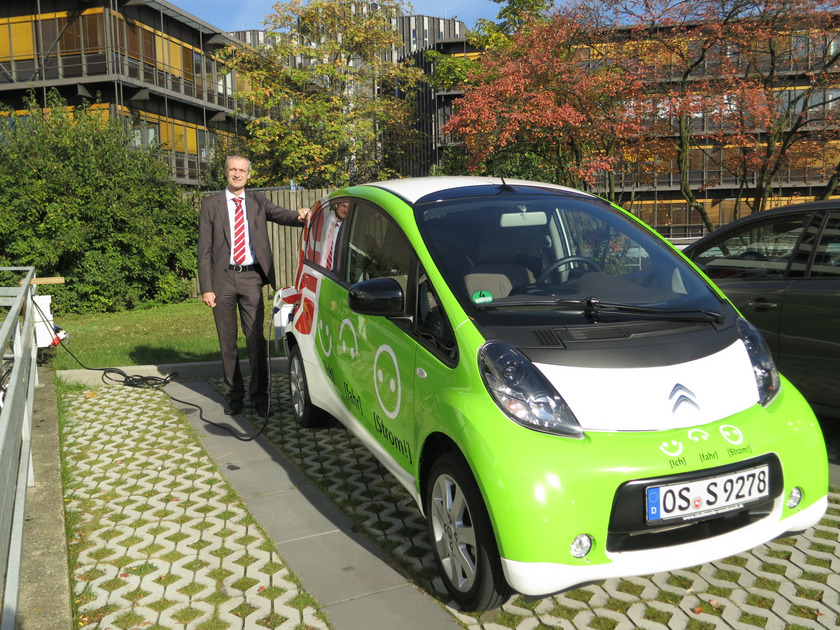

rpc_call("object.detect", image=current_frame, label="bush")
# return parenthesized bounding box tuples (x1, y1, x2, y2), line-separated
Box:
(0, 90, 198, 314)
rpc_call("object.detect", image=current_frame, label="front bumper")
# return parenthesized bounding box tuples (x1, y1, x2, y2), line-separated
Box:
(455, 378, 828, 599)
(501, 494, 827, 597)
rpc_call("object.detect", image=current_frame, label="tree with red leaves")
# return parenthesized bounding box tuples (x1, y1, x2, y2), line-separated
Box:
(441, 10, 647, 201)
(447, 0, 840, 221)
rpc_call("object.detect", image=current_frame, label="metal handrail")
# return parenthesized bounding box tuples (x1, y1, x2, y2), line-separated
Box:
(0, 267, 38, 630)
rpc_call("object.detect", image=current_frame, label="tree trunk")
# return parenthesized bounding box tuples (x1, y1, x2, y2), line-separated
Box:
(676, 115, 715, 232)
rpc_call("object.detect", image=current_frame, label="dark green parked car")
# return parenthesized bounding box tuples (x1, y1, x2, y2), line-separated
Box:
(683, 201, 840, 420)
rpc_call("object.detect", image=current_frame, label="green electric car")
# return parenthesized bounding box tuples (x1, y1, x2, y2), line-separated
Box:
(278, 176, 828, 611)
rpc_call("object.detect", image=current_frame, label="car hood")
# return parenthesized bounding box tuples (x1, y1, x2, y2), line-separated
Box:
(533, 339, 758, 431)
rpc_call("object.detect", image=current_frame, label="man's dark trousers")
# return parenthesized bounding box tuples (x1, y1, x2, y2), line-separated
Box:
(213, 268, 269, 407)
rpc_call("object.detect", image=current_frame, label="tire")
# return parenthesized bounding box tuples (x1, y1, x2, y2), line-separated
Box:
(425, 451, 511, 611)
(287, 344, 328, 428)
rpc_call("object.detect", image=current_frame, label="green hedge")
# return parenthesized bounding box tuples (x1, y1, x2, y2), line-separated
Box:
(0, 90, 198, 314)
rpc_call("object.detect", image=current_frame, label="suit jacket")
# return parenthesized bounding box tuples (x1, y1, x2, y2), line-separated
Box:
(198, 189, 301, 293)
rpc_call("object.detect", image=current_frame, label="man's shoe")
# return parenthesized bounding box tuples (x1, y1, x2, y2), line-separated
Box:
(254, 401, 274, 417)
(224, 400, 244, 415)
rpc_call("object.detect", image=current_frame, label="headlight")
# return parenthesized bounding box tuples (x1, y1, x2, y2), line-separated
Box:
(737, 318, 780, 407)
(479, 341, 583, 438)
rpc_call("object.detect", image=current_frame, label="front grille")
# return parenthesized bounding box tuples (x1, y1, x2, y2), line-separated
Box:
(606, 454, 783, 553)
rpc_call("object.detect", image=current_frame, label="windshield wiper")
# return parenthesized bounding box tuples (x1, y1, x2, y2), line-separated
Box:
(567, 296, 724, 323)
(476, 295, 724, 324)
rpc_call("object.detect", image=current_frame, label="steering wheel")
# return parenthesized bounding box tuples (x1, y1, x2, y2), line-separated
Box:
(536, 256, 599, 283)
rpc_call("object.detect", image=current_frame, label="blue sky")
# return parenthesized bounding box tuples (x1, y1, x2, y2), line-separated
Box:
(174, 0, 500, 32)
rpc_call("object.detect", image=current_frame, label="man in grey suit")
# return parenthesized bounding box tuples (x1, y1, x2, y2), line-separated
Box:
(198, 155, 309, 416)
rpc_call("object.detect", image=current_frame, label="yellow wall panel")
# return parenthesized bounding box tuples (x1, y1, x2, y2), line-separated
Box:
(10, 21, 34, 58)
(186, 126, 198, 153)
(159, 120, 171, 148)
(155, 33, 166, 70)
(173, 122, 186, 151)
(168, 40, 182, 75)
(0, 23, 10, 62)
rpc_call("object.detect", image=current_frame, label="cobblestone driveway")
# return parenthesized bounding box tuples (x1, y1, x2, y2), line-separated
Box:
(62, 384, 330, 630)
(263, 374, 840, 630)
(61, 374, 840, 630)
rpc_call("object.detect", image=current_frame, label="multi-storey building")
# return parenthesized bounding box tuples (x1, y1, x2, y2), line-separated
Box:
(0, 0, 252, 185)
(395, 14, 465, 56)
(418, 23, 840, 238)
(401, 36, 477, 177)
(0, 2, 469, 186)
(598, 27, 840, 238)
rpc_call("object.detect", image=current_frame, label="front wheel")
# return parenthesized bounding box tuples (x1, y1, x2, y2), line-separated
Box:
(425, 452, 510, 611)
(287, 343, 328, 428)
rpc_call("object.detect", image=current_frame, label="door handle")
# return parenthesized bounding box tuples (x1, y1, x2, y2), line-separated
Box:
(747, 298, 778, 310)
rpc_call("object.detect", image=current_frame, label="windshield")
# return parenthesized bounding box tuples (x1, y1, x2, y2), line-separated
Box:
(416, 189, 724, 324)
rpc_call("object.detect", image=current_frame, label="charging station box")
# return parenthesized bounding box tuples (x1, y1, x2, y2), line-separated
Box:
(33, 294, 56, 348)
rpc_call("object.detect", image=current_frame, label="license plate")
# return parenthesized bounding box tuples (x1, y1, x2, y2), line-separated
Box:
(646, 465, 770, 523)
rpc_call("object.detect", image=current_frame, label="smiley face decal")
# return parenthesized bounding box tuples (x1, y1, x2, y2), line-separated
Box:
(339, 319, 359, 360)
(657, 425, 745, 459)
(659, 440, 683, 457)
(373, 344, 402, 419)
(317, 318, 333, 357)
(688, 429, 710, 442)
(720, 424, 744, 445)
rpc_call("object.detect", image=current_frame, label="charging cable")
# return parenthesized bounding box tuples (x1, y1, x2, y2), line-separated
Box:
(36, 297, 280, 442)
(55, 341, 179, 388)
(31, 298, 178, 388)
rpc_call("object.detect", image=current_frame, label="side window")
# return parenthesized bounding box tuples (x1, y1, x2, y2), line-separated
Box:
(320, 200, 352, 272)
(810, 211, 840, 278)
(693, 216, 808, 279)
(417, 268, 457, 364)
(346, 203, 413, 289)
(302, 201, 325, 264)
(556, 209, 648, 277)
(300, 199, 353, 272)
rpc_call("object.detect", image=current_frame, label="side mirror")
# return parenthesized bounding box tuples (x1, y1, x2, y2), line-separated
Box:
(348, 278, 404, 317)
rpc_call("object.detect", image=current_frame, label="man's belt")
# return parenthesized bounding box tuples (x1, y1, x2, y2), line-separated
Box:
(229, 264, 258, 272)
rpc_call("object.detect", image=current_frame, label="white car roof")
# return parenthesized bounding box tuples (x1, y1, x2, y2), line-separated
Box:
(367, 176, 590, 205)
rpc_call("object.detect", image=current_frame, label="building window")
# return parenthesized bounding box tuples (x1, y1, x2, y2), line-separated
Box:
(132, 123, 158, 148)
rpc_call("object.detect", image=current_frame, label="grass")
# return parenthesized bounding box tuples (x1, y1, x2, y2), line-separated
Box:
(47, 299, 278, 370)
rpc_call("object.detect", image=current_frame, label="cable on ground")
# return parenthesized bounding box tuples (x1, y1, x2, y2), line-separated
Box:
(37, 296, 282, 442)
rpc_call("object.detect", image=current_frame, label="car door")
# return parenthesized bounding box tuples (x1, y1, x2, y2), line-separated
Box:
(688, 211, 815, 359)
(778, 209, 840, 416)
(306, 198, 356, 409)
(413, 264, 460, 441)
(336, 201, 419, 475)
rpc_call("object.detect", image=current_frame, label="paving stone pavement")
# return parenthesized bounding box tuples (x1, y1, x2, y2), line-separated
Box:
(61, 383, 331, 630)
(57, 366, 840, 630)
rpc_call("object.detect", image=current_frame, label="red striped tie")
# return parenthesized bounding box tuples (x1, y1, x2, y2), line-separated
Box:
(233, 197, 246, 265)
(325, 222, 335, 269)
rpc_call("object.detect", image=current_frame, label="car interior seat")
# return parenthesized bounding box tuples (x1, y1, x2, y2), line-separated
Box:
(464, 226, 535, 298)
